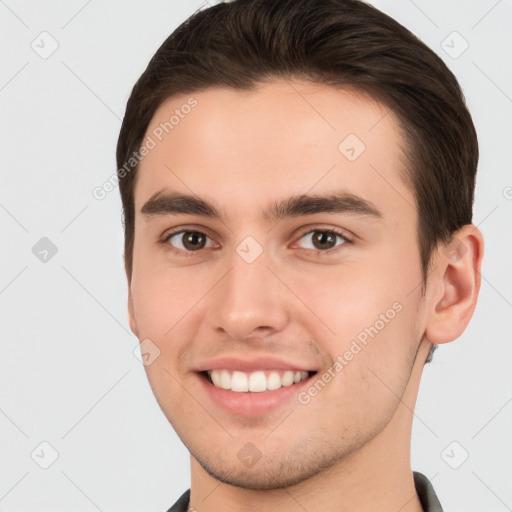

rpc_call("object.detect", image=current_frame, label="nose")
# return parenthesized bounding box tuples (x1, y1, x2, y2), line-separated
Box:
(206, 246, 291, 342)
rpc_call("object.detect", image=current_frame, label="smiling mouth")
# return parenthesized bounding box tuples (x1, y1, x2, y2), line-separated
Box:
(201, 369, 317, 393)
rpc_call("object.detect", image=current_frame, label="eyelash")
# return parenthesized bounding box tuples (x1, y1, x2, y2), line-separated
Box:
(159, 226, 353, 258)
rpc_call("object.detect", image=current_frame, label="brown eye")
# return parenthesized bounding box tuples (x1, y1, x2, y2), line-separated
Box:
(311, 231, 337, 250)
(182, 232, 206, 250)
(297, 229, 347, 251)
(167, 231, 212, 252)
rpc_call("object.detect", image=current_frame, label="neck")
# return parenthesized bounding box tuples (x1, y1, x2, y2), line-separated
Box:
(188, 339, 431, 512)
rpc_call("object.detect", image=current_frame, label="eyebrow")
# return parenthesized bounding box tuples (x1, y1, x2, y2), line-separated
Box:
(140, 189, 383, 223)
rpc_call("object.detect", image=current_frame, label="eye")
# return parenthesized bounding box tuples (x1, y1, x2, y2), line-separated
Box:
(165, 230, 216, 253)
(160, 227, 351, 258)
(296, 229, 348, 252)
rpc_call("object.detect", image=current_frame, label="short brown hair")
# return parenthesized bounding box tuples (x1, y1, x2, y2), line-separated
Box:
(117, 0, 478, 361)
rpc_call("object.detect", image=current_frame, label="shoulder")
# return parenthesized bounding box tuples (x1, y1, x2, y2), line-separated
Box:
(413, 472, 444, 512)
(165, 489, 190, 512)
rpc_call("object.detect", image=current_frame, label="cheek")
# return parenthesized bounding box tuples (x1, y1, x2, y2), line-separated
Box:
(292, 265, 419, 405)
(342, 296, 419, 411)
(130, 250, 207, 337)
(129, 261, 212, 401)
(289, 262, 403, 341)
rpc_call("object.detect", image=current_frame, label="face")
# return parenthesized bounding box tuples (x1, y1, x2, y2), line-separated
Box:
(128, 80, 430, 489)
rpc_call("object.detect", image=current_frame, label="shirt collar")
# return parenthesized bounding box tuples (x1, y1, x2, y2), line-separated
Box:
(166, 472, 444, 512)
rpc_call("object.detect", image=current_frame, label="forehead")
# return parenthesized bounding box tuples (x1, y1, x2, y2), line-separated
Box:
(134, 79, 413, 220)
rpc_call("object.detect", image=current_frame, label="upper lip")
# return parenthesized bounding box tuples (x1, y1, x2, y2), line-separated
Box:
(195, 356, 318, 373)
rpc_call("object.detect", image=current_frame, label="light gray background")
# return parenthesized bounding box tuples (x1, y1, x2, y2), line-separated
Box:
(1, 1, 511, 511)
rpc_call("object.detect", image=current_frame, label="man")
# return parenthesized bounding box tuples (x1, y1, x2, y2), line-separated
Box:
(116, 0, 484, 510)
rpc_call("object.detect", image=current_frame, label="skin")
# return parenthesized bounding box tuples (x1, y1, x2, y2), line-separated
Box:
(126, 79, 484, 512)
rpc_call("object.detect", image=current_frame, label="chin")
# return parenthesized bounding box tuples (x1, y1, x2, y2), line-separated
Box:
(190, 443, 347, 491)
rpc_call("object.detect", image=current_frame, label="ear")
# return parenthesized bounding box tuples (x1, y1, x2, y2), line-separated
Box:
(425, 225, 484, 344)
(124, 253, 140, 339)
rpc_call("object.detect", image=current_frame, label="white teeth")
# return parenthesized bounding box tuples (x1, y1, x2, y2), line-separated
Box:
(248, 371, 267, 392)
(281, 370, 294, 387)
(220, 370, 231, 390)
(207, 369, 311, 392)
(231, 371, 249, 392)
(266, 371, 281, 391)
(211, 370, 221, 387)
(295, 371, 309, 383)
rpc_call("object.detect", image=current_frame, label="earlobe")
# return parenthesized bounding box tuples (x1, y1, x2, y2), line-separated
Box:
(425, 225, 484, 344)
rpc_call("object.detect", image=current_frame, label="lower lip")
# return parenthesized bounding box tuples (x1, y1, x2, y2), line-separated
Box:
(197, 372, 316, 416)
